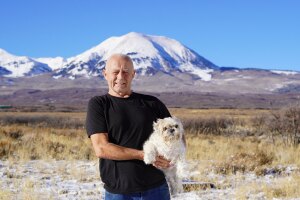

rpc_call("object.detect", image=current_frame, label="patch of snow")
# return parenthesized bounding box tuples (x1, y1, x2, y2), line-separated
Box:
(35, 57, 66, 70)
(1, 160, 299, 199)
(53, 74, 62, 79)
(268, 83, 285, 91)
(180, 64, 213, 81)
(271, 70, 299, 75)
(223, 78, 238, 82)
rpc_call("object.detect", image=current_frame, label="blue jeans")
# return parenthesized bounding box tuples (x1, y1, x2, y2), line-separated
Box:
(103, 182, 170, 200)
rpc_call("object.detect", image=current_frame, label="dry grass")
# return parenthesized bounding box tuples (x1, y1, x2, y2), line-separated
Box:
(262, 174, 300, 198)
(169, 108, 270, 120)
(1, 108, 299, 164)
(0, 124, 93, 160)
(186, 134, 300, 172)
(0, 190, 12, 200)
(1, 108, 300, 199)
(234, 173, 300, 199)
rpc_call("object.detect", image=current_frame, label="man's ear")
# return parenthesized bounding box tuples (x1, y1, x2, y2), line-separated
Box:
(132, 70, 136, 78)
(102, 69, 107, 80)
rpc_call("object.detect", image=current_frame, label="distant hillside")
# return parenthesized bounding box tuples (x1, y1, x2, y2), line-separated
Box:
(1, 88, 299, 112)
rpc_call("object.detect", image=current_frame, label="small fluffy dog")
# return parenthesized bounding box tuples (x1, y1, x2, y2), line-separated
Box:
(143, 117, 186, 195)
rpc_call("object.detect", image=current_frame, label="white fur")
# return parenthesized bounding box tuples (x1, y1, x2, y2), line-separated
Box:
(143, 117, 187, 195)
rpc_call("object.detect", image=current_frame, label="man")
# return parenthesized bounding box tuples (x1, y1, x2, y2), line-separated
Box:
(86, 54, 172, 199)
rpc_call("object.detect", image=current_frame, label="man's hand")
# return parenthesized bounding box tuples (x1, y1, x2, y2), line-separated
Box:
(152, 155, 172, 169)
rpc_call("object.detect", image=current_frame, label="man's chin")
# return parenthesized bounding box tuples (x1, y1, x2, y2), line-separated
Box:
(113, 88, 131, 95)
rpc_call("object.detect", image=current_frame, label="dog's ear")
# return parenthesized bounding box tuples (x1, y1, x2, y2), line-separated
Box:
(172, 116, 183, 127)
(172, 116, 184, 136)
(172, 116, 180, 123)
(153, 118, 161, 132)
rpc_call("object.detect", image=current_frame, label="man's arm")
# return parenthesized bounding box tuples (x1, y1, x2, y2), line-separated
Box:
(90, 133, 171, 168)
(90, 133, 144, 160)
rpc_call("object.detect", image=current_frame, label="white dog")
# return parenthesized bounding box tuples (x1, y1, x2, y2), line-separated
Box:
(143, 117, 187, 195)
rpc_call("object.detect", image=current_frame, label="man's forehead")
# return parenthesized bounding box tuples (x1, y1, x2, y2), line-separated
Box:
(106, 58, 133, 70)
(109, 65, 132, 71)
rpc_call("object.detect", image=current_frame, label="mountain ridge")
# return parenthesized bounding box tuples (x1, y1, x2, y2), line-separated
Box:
(0, 32, 220, 80)
(0, 33, 299, 95)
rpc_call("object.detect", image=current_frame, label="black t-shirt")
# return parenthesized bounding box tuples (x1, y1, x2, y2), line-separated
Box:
(86, 92, 171, 194)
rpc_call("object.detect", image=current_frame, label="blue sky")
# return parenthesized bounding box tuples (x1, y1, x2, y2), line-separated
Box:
(1, 0, 299, 71)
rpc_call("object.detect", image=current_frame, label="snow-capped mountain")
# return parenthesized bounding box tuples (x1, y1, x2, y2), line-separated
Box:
(0, 49, 51, 77)
(53, 32, 218, 81)
(35, 57, 66, 71)
(1, 33, 299, 95)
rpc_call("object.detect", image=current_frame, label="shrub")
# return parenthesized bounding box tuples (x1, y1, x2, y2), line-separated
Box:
(214, 150, 274, 175)
(267, 104, 300, 147)
(182, 117, 235, 135)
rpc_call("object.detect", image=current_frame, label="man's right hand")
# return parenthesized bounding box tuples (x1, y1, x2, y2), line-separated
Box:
(152, 155, 172, 169)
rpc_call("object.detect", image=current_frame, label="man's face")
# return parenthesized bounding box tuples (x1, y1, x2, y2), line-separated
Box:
(103, 56, 135, 97)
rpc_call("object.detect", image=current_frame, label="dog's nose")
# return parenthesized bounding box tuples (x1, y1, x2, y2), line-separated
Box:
(170, 129, 175, 133)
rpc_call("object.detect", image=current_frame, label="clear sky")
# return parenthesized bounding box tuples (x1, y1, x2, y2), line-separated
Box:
(1, 0, 299, 71)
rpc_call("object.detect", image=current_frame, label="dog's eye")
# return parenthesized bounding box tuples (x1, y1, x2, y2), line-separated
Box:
(174, 125, 178, 128)
(163, 127, 168, 131)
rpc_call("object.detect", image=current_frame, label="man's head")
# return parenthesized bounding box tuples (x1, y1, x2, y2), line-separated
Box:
(103, 54, 135, 98)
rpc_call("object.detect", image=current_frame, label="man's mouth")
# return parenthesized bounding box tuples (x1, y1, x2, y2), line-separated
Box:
(114, 82, 126, 88)
(115, 82, 126, 85)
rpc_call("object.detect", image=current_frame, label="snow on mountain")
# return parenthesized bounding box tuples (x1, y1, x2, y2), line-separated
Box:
(271, 70, 299, 75)
(0, 49, 52, 77)
(54, 32, 218, 81)
(34, 57, 66, 70)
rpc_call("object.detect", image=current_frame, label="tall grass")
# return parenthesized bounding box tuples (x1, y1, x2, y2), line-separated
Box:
(0, 124, 92, 160)
(0, 115, 84, 129)
(1, 109, 300, 199)
(1, 110, 299, 165)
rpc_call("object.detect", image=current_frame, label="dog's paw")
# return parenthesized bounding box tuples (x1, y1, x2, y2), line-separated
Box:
(144, 153, 156, 164)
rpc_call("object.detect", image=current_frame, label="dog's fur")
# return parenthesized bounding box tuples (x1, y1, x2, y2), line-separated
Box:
(143, 117, 187, 195)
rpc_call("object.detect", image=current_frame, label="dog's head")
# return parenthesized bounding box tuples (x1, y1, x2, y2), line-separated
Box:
(153, 117, 184, 143)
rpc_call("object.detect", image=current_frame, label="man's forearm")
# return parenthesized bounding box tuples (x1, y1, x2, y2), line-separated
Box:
(90, 133, 144, 161)
(96, 142, 144, 161)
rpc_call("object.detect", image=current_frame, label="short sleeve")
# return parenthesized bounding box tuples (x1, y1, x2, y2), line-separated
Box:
(85, 97, 108, 137)
(156, 98, 171, 119)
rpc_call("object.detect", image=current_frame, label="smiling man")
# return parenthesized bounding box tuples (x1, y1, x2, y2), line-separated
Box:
(103, 54, 134, 98)
(86, 54, 172, 200)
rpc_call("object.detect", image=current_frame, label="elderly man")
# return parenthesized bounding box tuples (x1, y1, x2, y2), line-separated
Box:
(86, 54, 172, 199)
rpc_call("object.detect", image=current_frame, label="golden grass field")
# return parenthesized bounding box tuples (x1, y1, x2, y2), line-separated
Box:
(1, 108, 300, 199)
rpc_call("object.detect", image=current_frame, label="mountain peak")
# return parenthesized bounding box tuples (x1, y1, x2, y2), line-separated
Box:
(0, 33, 218, 80)
(0, 48, 16, 59)
(0, 48, 8, 54)
(53, 33, 218, 80)
(0, 49, 52, 77)
(123, 32, 146, 37)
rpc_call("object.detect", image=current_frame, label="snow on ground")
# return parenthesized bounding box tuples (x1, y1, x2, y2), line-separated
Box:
(0, 160, 300, 200)
(0, 160, 102, 199)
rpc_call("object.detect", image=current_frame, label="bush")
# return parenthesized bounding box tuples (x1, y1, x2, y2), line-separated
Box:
(214, 150, 274, 175)
(182, 117, 235, 135)
(267, 104, 300, 147)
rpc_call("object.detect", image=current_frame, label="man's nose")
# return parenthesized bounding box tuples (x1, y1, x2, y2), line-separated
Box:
(117, 71, 124, 79)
